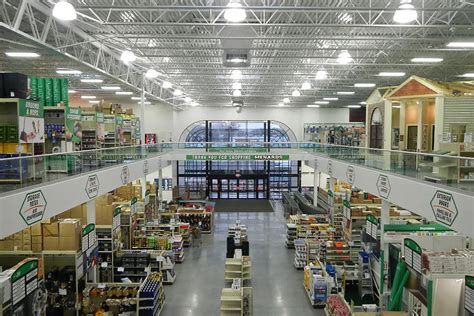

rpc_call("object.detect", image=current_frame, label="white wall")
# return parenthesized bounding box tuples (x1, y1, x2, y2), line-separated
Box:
(129, 103, 174, 142)
(172, 106, 350, 141)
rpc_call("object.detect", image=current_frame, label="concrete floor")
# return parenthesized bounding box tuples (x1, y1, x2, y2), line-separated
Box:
(162, 201, 325, 316)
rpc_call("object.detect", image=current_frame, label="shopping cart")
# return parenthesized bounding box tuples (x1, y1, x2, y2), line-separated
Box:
(192, 225, 202, 247)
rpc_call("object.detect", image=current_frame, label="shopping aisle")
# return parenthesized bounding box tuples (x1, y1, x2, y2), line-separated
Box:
(162, 201, 324, 316)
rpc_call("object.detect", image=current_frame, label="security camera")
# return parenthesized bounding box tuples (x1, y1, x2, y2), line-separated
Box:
(236, 105, 242, 113)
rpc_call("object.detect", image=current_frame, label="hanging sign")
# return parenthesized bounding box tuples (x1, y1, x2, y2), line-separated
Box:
(19, 190, 46, 225)
(121, 166, 130, 184)
(130, 197, 138, 216)
(11, 259, 38, 307)
(186, 154, 289, 161)
(342, 199, 351, 219)
(404, 238, 422, 274)
(377, 174, 391, 199)
(430, 190, 458, 226)
(366, 214, 378, 240)
(65, 107, 82, 143)
(113, 207, 121, 232)
(465, 276, 474, 314)
(85, 174, 100, 199)
(346, 165, 355, 184)
(96, 112, 105, 143)
(18, 99, 44, 143)
(327, 160, 333, 176)
(81, 223, 97, 254)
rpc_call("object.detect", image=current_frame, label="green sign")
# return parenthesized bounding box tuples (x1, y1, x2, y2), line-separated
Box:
(82, 223, 95, 237)
(113, 207, 121, 232)
(81, 223, 96, 254)
(384, 223, 452, 232)
(96, 112, 104, 123)
(367, 214, 378, 225)
(404, 238, 422, 254)
(186, 154, 290, 161)
(115, 115, 123, 126)
(404, 238, 422, 274)
(66, 107, 82, 143)
(466, 276, 474, 313)
(343, 199, 351, 208)
(19, 99, 43, 117)
(11, 259, 39, 306)
(208, 148, 268, 153)
(327, 190, 334, 197)
(466, 276, 474, 289)
(144, 189, 150, 205)
(130, 197, 138, 216)
(11, 259, 38, 283)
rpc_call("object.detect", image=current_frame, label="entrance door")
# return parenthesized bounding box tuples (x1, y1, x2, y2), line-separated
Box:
(370, 124, 383, 149)
(407, 126, 418, 151)
(209, 177, 268, 199)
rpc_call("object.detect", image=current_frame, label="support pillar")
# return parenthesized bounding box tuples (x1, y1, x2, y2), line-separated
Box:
(141, 177, 147, 200)
(313, 169, 320, 207)
(383, 99, 393, 171)
(399, 101, 406, 150)
(86, 199, 96, 224)
(158, 167, 163, 208)
(140, 73, 146, 145)
(417, 100, 423, 152)
(379, 199, 390, 305)
(433, 96, 444, 151)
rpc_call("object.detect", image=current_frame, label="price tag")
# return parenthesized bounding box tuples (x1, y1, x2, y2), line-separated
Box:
(101, 262, 108, 268)
(98, 283, 106, 289)
(58, 288, 67, 296)
(117, 267, 124, 272)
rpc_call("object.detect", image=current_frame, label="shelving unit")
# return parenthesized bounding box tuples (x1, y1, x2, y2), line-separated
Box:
(96, 225, 114, 282)
(137, 272, 165, 316)
(224, 256, 252, 282)
(172, 235, 184, 263)
(285, 223, 297, 248)
(294, 239, 307, 269)
(81, 111, 101, 167)
(220, 287, 253, 316)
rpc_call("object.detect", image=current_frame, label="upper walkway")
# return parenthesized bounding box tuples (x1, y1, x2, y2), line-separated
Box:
(0, 142, 472, 238)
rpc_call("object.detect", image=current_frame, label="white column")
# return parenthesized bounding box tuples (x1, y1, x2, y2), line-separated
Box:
(434, 96, 444, 151)
(399, 101, 406, 150)
(313, 170, 320, 207)
(417, 100, 423, 152)
(380, 199, 390, 302)
(158, 167, 163, 207)
(141, 177, 147, 199)
(86, 199, 95, 224)
(383, 99, 393, 150)
(140, 73, 146, 145)
(329, 177, 336, 192)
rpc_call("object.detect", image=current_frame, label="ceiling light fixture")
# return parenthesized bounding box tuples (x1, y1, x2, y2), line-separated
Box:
(101, 86, 121, 90)
(5, 52, 40, 58)
(292, 89, 301, 97)
(68, 90, 76, 93)
(232, 82, 242, 90)
(347, 105, 361, 108)
(336, 50, 353, 64)
(138, 101, 151, 105)
(145, 69, 161, 79)
(184, 97, 192, 103)
(116, 91, 133, 95)
(337, 91, 355, 95)
(56, 69, 82, 75)
(131, 97, 146, 100)
(173, 89, 184, 96)
(81, 79, 103, 83)
(378, 72, 406, 77)
(459, 73, 474, 78)
(278, 102, 284, 107)
(190, 101, 199, 107)
(393, 105, 401, 109)
(89, 100, 100, 104)
(229, 58, 247, 63)
(120, 50, 136, 65)
(411, 57, 443, 63)
(360, 101, 368, 105)
(314, 101, 330, 104)
(224, 1, 246, 23)
(231, 69, 243, 80)
(393, 0, 417, 23)
(81, 96, 96, 99)
(323, 97, 338, 101)
(354, 83, 376, 88)
(283, 98, 290, 103)
(162, 81, 172, 89)
(307, 104, 321, 108)
(233, 90, 242, 97)
(446, 42, 474, 48)
(52, 1, 77, 21)
(301, 82, 311, 90)
(315, 70, 328, 80)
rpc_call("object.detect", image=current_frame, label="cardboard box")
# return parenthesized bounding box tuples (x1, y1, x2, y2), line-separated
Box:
(42, 222, 59, 237)
(43, 236, 60, 250)
(0, 239, 14, 251)
(59, 219, 81, 238)
(96, 204, 113, 225)
(13, 232, 22, 240)
(21, 244, 31, 251)
(32, 243, 43, 252)
(125, 108, 133, 115)
(31, 223, 42, 236)
(14, 239, 22, 248)
(59, 236, 80, 251)
(32, 236, 42, 244)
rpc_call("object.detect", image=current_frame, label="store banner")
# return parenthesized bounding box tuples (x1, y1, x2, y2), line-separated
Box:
(18, 99, 44, 143)
(96, 112, 105, 143)
(186, 154, 290, 161)
(115, 115, 125, 145)
(65, 107, 82, 143)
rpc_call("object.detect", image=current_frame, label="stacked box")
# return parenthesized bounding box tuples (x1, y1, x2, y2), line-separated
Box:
(0, 236, 13, 251)
(60, 78, 68, 106)
(42, 221, 59, 250)
(30, 76, 38, 98)
(37, 77, 45, 108)
(21, 227, 31, 251)
(52, 78, 61, 105)
(31, 223, 42, 252)
(59, 219, 81, 251)
(96, 193, 114, 225)
(44, 77, 53, 106)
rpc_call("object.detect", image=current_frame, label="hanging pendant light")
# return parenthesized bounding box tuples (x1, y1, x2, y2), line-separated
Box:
(53, 1, 77, 21)
(292, 89, 301, 97)
(120, 50, 136, 65)
(301, 82, 311, 90)
(224, 1, 246, 23)
(393, 0, 417, 23)
(315, 70, 328, 80)
(337, 50, 353, 64)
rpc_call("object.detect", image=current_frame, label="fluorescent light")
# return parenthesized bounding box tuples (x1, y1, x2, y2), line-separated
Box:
(278, 102, 284, 107)
(138, 101, 151, 105)
(360, 101, 367, 105)
(145, 69, 161, 79)
(162, 81, 172, 89)
(173, 89, 184, 96)
(120, 50, 136, 65)
(68, 90, 76, 93)
(231, 69, 243, 80)
(324, 97, 338, 101)
(89, 100, 100, 104)
(131, 97, 146, 100)
(232, 82, 242, 90)
(459, 73, 474, 78)
(229, 58, 247, 63)
(224, 1, 246, 23)
(336, 50, 353, 64)
(116, 91, 133, 95)
(347, 105, 361, 108)
(393, 0, 417, 23)
(52, 1, 77, 21)
(411, 57, 443, 63)
(190, 101, 199, 107)
(5, 52, 40, 58)
(378, 72, 406, 77)
(393, 105, 401, 109)
(314, 101, 330, 104)
(354, 83, 376, 88)
(101, 86, 121, 90)
(292, 89, 301, 97)
(81, 79, 103, 83)
(447, 42, 474, 48)
(315, 70, 328, 80)
(233, 90, 242, 97)
(56, 69, 82, 75)
(81, 96, 96, 99)
(184, 97, 192, 103)
(283, 98, 290, 103)
(337, 91, 355, 95)
(301, 82, 311, 90)
(307, 104, 320, 108)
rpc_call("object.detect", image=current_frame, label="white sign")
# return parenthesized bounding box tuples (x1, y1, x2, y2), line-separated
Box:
(346, 165, 355, 184)
(376, 174, 391, 199)
(121, 166, 130, 184)
(85, 174, 100, 199)
(430, 191, 458, 226)
(19, 191, 46, 225)
(327, 160, 333, 176)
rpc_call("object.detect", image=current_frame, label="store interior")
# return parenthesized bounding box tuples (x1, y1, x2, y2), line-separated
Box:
(0, 1, 473, 316)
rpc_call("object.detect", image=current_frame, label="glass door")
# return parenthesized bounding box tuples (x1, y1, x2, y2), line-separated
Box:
(237, 179, 248, 199)
(210, 178, 219, 199)
(228, 179, 238, 199)
(247, 179, 256, 199)
(220, 179, 229, 199)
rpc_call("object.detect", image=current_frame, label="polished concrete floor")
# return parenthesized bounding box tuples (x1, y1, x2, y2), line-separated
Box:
(162, 201, 325, 316)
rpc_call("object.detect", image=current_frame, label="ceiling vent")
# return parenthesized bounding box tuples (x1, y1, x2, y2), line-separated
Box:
(223, 50, 251, 67)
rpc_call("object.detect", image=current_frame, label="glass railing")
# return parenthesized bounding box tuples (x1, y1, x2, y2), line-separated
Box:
(0, 142, 473, 194)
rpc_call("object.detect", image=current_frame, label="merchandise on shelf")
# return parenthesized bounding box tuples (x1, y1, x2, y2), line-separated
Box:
(304, 122, 366, 146)
(285, 223, 297, 248)
(326, 294, 351, 316)
(294, 239, 307, 269)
